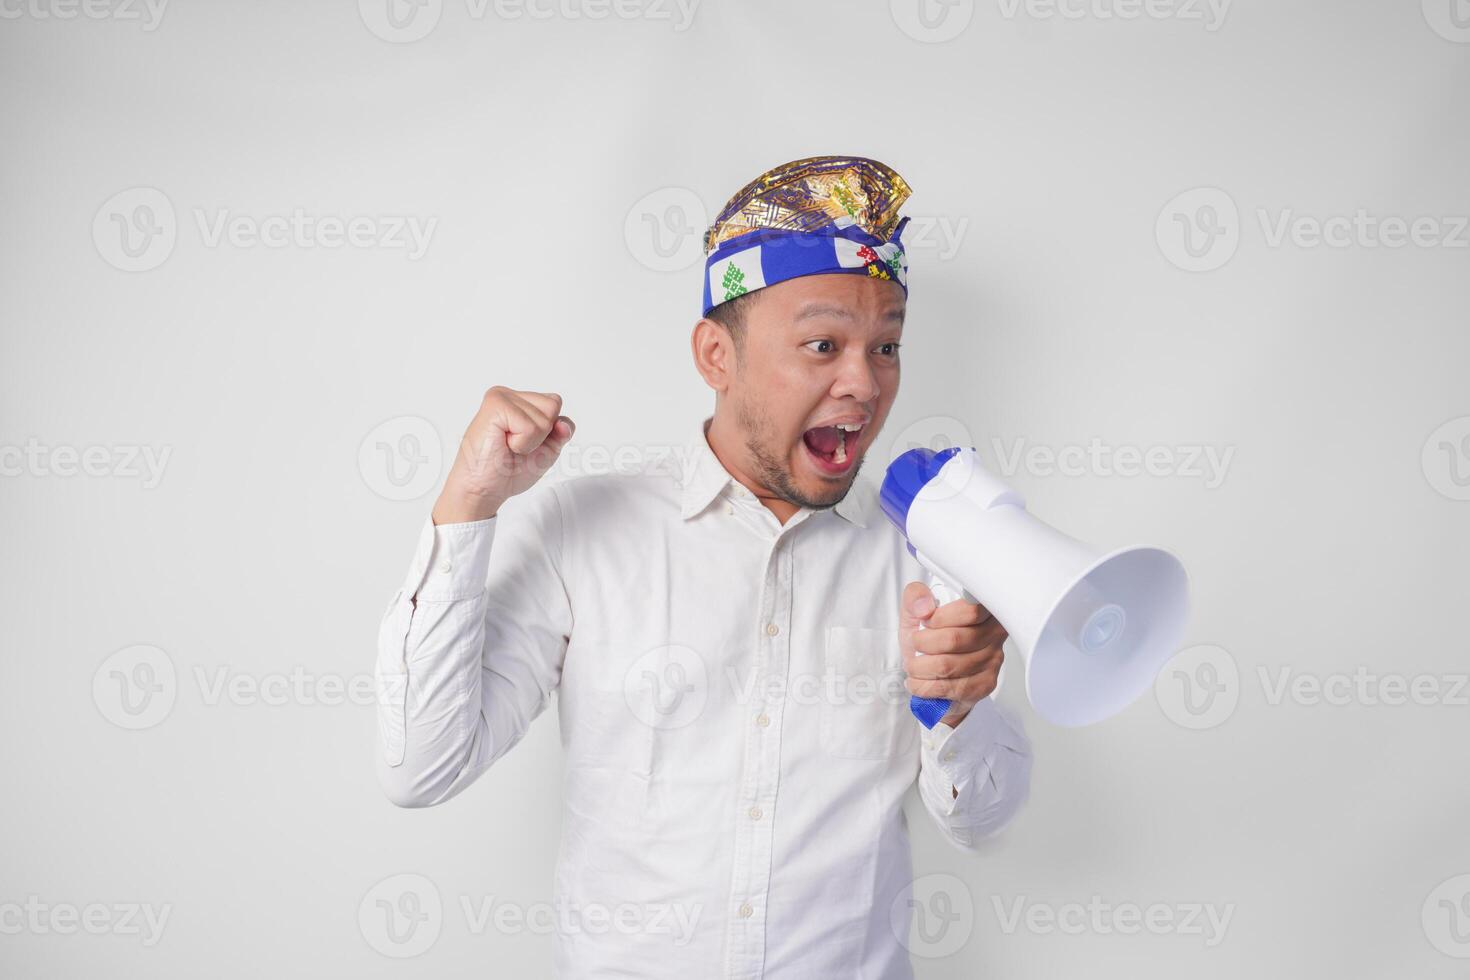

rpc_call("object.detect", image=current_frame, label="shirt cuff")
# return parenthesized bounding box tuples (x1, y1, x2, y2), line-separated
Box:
(407, 517, 497, 602)
(919, 698, 1020, 807)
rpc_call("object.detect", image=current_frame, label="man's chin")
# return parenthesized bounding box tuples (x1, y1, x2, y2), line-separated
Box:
(788, 451, 863, 508)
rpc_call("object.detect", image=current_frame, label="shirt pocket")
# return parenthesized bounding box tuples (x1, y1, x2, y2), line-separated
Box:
(820, 626, 917, 761)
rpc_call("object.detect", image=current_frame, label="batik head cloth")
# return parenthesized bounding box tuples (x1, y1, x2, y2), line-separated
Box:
(701, 155, 913, 317)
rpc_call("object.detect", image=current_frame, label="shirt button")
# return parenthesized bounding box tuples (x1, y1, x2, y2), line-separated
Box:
(437, 560, 452, 574)
(738, 902, 754, 918)
(725, 503, 735, 515)
(765, 623, 779, 637)
(749, 806, 763, 820)
(755, 713, 770, 728)
(942, 750, 956, 762)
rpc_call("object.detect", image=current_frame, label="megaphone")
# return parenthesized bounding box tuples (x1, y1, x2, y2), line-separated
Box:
(880, 446, 1190, 728)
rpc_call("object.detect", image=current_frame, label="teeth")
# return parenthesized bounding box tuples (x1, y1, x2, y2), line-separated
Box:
(835, 422, 863, 431)
(833, 433, 847, 464)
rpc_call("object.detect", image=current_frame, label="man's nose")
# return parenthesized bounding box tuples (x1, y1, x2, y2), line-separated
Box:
(831, 350, 880, 403)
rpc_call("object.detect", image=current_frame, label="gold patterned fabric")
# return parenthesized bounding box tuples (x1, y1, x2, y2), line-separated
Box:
(703, 156, 913, 255)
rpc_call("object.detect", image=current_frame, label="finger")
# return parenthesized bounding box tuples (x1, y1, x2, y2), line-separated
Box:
(543, 415, 575, 453)
(924, 598, 995, 631)
(911, 620, 1007, 657)
(462, 404, 515, 463)
(905, 633, 1005, 670)
(495, 397, 555, 455)
(463, 388, 512, 457)
(503, 390, 555, 434)
(904, 645, 1005, 681)
(906, 669, 1000, 702)
(899, 581, 937, 631)
(525, 416, 576, 474)
(516, 390, 564, 420)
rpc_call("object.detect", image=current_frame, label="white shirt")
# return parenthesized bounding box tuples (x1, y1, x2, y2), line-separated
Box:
(375, 418, 1033, 979)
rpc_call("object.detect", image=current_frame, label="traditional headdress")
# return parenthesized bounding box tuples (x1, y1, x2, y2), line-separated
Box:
(701, 155, 913, 317)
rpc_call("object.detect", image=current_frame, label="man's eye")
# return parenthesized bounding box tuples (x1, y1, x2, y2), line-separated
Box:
(874, 342, 901, 357)
(805, 340, 836, 354)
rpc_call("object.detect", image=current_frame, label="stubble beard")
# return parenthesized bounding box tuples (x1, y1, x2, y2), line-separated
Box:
(735, 396, 861, 511)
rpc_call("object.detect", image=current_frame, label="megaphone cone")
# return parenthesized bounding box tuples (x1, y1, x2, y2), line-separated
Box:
(881, 447, 1191, 727)
(1024, 544, 1189, 726)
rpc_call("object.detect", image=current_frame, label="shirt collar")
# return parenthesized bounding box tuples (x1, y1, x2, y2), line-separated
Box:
(679, 417, 872, 529)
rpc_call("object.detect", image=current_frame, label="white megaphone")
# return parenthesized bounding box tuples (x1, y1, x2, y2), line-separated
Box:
(880, 446, 1190, 728)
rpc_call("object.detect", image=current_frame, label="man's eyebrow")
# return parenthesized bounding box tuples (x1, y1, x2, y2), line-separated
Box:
(792, 304, 907, 324)
(793, 304, 855, 322)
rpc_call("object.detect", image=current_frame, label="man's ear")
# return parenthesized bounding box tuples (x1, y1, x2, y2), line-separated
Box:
(691, 317, 736, 392)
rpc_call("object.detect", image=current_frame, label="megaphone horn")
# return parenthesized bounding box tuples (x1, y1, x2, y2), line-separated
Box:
(880, 447, 1191, 728)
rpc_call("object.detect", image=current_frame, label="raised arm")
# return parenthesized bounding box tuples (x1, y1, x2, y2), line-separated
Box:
(374, 387, 575, 808)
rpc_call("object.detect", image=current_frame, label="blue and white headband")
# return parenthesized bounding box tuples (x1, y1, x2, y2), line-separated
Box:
(702, 215, 911, 317)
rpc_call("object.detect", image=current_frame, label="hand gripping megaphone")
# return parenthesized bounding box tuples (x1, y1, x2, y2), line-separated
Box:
(880, 446, 1190, 728)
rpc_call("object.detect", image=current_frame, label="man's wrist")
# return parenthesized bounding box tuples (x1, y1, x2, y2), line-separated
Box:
(940, 702, 975, 727)
(432, 484, 504, 525)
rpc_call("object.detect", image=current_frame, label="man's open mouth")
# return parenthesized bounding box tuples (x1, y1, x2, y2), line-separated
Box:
(801, 421, 864, 474)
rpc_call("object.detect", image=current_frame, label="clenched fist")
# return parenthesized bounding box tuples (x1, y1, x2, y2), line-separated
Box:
(432, 387, 575, 525)
(899, 581, 1007, 727)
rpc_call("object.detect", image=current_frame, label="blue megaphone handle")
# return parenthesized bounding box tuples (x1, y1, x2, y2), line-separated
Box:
(910, 695, 951, 729)
(880, 445, 972, 731)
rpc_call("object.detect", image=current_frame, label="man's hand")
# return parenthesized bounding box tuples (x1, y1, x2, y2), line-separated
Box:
(899, 581, 1007, 727)
(431, 387, 575, 525)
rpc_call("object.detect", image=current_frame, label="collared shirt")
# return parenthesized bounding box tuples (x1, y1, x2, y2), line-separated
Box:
(375, 417, 1033, 979)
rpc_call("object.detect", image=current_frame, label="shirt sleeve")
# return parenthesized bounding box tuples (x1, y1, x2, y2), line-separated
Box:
(915, 697, 1033, 850)
(375, 484, 573, 808)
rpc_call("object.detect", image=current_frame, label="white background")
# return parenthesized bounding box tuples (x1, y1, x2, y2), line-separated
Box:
(2, 0, 1468, 976)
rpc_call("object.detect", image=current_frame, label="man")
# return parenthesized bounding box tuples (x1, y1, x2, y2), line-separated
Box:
(375, 156, 1033, 978)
